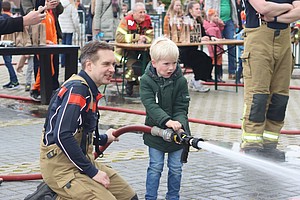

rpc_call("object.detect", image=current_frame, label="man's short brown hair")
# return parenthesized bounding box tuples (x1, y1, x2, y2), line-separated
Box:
(80, 41, 114, 69)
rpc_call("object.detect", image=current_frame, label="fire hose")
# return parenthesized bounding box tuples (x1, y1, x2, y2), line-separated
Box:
(0, 125, 204, 182)
(0, 94, 299, 134)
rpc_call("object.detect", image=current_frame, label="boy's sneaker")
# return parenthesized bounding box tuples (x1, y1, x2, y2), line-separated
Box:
(189, 79, 210, 93)
(25, 84, 31, 92)
(30, 90, 41, 102)
(2, 82, 20, 90)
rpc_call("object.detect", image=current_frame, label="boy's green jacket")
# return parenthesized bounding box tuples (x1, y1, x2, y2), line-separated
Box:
(140, 62, 191, 153)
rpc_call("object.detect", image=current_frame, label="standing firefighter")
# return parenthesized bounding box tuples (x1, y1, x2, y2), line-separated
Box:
(240, 0, 300, 161)
(115, 2, 154, 96)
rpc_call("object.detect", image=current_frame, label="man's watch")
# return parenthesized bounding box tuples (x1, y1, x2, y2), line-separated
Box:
(274, 16, 278, 23)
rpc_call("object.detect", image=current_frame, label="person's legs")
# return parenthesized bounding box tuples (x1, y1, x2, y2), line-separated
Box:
(236, 58, 243, 83)
(166, 149, 183, 200)
(34, 55, 40, 80)
(241, 25, 273, 151)
(3, 55, 18, 83)
(264, 28, 292, 152)
(61, 33, 73, 68)
(30, 67, 41, 101)
(2, 55, 19, 89)
(52, 54, 60, 91)
(61, 33, 67, 68)
(145, 147, 164, 200)
(40, 143, 136, 200)
(124, 50, 145, 96)
(222, 20, 237, 77)
(66, 33, 73, 45)
(16, 55, 29, 73)
(25, 56, 34, 91)
(181, 48, 211, 92)
(98, 164, 137, 200)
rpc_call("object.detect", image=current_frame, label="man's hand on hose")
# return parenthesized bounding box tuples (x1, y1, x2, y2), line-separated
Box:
(105, 128, 119, 143)
(93, 170, 110, 188)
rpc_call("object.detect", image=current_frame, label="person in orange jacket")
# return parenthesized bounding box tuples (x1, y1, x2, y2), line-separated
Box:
(30, 0, 61, 101)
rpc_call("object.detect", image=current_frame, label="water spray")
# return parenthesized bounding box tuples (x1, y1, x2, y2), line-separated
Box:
(151, 126, 300, 184)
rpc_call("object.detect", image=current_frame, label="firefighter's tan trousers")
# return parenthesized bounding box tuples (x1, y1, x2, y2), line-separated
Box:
(241, 23, 293, 149)
(40, 133, 136, 200)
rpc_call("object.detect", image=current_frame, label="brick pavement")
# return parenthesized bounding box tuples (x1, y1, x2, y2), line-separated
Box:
(1, 59, 300, 199)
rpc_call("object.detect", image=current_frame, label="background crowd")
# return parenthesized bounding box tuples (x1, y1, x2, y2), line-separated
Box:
(0, 0, 299, 97)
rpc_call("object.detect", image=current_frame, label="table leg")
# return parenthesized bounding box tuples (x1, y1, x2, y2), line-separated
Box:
(65, 50, 78, 80)
(214, 44, 218, 90)
(39, 54, 52, 105)
(141, 51, 148, 74)
(121, 50, 128, 96)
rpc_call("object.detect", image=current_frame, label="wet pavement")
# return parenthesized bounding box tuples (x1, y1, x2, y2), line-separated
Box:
(1, 56, 300, 200)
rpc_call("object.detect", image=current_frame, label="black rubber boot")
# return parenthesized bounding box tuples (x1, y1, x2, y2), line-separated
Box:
(24, 181, 57, 200)
(243, 147, 285, 162)
(261, 148, 286, 162)
(243, 147, 264, 157)
(216, 65, 225, 83)
(131, 194, 139, 200)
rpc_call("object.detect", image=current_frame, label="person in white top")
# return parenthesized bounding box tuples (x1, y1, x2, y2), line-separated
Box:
(58, 0, 80, 68)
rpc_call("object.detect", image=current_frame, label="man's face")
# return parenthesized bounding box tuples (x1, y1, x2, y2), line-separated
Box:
(87, 50, 116, 87)
(133, 5, 146, 23)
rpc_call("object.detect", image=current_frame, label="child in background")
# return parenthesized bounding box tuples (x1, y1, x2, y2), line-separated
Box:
(203, 8, 225, 82)
(30, 0, 60, 101)
(1, 1, 20, 89)
(140, 37, 191, 200)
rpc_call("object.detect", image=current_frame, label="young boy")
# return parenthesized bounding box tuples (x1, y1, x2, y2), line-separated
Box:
(139, 37, 191, 200)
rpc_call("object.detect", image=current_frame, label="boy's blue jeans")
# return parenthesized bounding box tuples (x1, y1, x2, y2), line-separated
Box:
(145, 147, 183, 200)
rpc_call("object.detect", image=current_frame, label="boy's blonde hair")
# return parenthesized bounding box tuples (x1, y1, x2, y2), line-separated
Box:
(150, 37, 179, 62)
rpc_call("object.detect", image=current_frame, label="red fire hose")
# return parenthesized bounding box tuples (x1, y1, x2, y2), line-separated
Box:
(1, 89, 300, 182)
(0, 125, 153, 182)
(0, 93, 299, 135)
(99, 106, 300, 135)
(109, 79, 300, 90)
